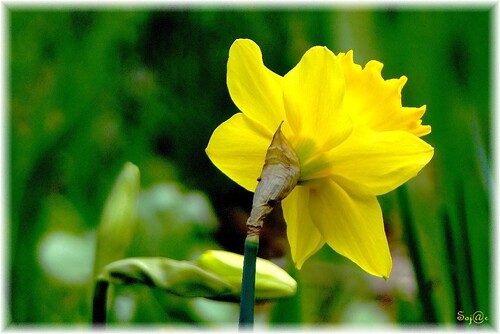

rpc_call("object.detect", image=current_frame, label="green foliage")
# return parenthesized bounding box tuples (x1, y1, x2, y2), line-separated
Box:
(8, 7, 491, 328)
(373, 10, 491, 324)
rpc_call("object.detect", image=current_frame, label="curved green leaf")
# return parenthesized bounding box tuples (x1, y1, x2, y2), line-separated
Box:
(99, 257, 234, 298)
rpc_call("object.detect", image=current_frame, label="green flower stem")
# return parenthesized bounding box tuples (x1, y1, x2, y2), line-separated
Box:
(239, 235, 260, 329)
(92, 280, 110, 326)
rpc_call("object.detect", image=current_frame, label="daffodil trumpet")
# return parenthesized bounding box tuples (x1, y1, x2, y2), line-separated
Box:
(239, 123, 300, 328)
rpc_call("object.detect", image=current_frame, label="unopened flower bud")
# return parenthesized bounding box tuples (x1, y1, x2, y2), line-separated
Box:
(196, 250, 297, 300)
(93, 162, 140, 278)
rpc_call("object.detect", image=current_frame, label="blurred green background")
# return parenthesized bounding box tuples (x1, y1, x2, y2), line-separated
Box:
(7, 7, 492, 328)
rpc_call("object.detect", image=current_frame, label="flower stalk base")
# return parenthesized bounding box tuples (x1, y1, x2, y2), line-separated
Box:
(239, 236, 259, 329)
(92, 280, 109, 326)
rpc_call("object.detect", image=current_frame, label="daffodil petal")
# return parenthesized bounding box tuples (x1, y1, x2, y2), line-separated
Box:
(206, 113, 272, 192)
(309, 180, 392, 278)
(282, 186, 325, 269)
(329, 129, 434, 195)
(338, 50, 430, 137)
(401, 105, 431, 137)
(227, 39, 284, 134)
(283, 46, 352, 152)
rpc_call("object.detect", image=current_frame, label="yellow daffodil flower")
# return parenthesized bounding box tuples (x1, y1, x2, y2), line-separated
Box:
(206, 39, 434, 278)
